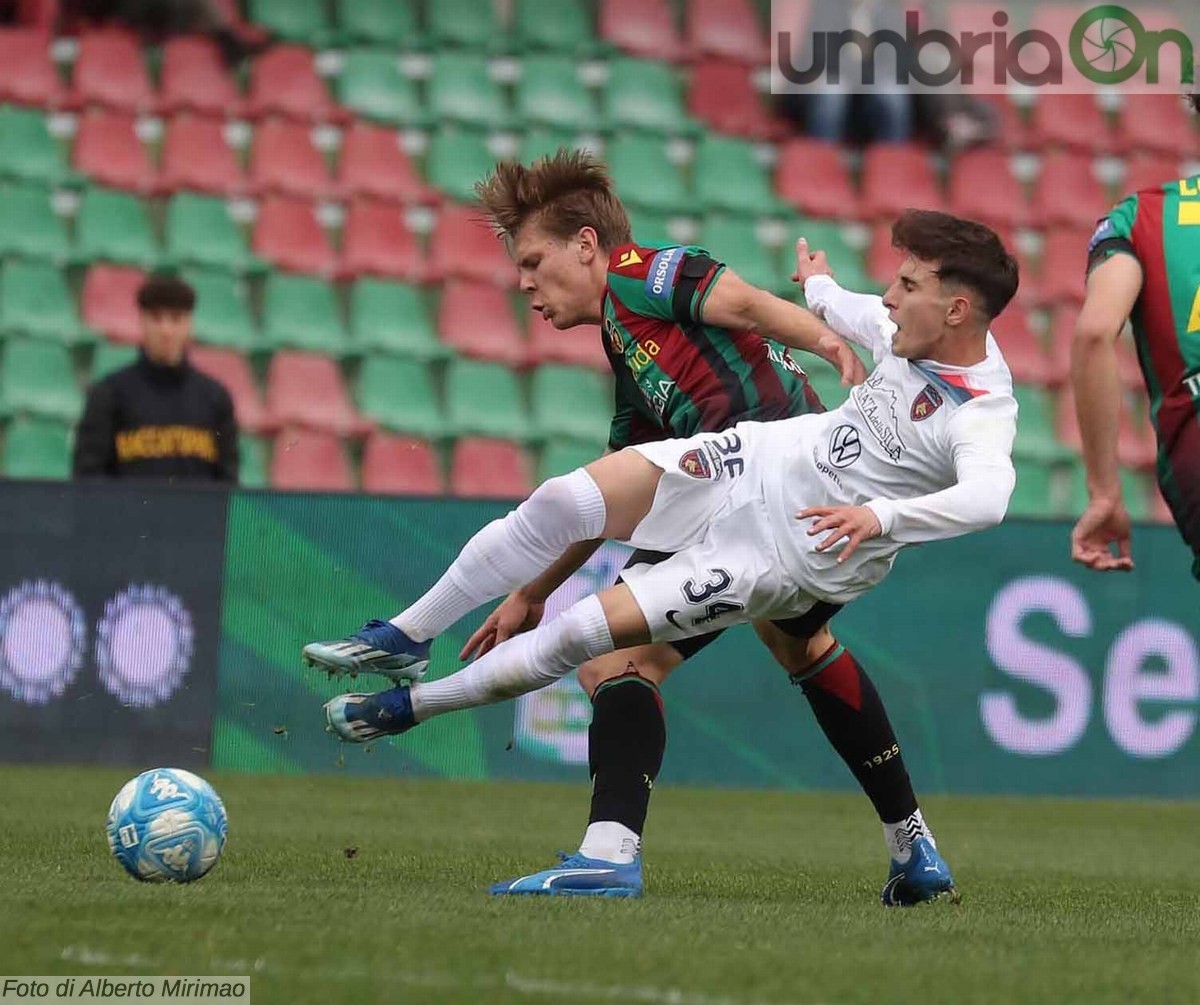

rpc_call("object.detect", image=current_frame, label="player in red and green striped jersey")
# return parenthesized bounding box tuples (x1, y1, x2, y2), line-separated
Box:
(1071, 100, 1200, 579)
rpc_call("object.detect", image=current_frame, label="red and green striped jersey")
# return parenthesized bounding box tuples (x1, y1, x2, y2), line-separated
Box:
(602, 242, 822, 450)
(1087, 175, 1200, 455)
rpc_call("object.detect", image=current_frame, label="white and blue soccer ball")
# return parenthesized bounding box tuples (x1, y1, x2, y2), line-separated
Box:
(106, 768, 228, 883)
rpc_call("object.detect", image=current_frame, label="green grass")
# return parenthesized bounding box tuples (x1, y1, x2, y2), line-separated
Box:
(2, 766, 1199, 1005)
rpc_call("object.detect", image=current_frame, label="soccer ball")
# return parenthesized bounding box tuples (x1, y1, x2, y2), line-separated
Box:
(106, 768, 227, 883)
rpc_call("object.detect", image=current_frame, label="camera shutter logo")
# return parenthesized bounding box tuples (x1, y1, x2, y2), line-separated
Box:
(829, 424, 862, 469)
(0, 579, 86, 704)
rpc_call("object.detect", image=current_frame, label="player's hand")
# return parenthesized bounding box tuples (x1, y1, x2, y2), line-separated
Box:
(791, 237, 834, 285)
(817, 331, 868, 387)
(458, 590, 546, 660)
(1071, 495, 1135, 572)
(798, 505, 882, 563)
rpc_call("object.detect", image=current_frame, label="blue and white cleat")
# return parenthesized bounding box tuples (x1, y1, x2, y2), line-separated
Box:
(302, 619, 430, 684)
(324, 687, 416, 743)
(489, 852, 643, 898)
(880, 836, 960, 907)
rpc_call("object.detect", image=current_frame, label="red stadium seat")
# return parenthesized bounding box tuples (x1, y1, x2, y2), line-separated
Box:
(16, 0, 58, 32)
(361, 433, 444, 496)
(70, 29, 157, 113)
(867, 223, 904, 285)
(450, 437, 534, 499)
(974, 95, 1031, 152)
(265, 351, 374, 437)
(1048, 305, 1146, 391)
(428, 203, 517, 288)
(688, 60, 785, 141)
(160, 37, 245, 118)
(1117, 94, 1199, 159)
(1124, 156, 1186, 195)
(599, 0, 684, 61)
(1030, 94, 1113, 154)
(246, 45, 345, 122)
(252, 195, 336, 276)
(686, 0, 767, 63)
(189, 345, 276, 434)
(1034, 152, 1110, 231)
(0, 29, 67, 107)
(990, 303, 1055, 386)
(80, 264, 145, 344)
(775, 138, 859, 219)
(437, 280, 527, 366)
(948, 148, 1029, 229)
(526, 314, 610, 372)
(72, 109, 157, 192)
(1034, 228, 1092, 306)
(338, 122, 439, 205)
(1055, 388, 1156, 468)
(861, 144, 943, 219)
(270, 427, 355, 492)
(339, 199, 425, 281)
(160, 115, 245, 195)
(249, 118, 338, 200)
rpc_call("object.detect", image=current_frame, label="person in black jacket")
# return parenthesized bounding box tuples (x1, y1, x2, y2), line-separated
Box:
(73, 274, 239, 484)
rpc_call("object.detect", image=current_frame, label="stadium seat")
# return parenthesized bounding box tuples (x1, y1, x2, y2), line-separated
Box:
(190, 344, 275, 433)
(975, 94, 1032, 152)
(1033, 227, 1091, 306)
(348, 278, 445, 360)
(867, 223, 905, 286)
(450, 437, 534, 499)
(599, 0, 684, 61)
(428, 202, 515, 287)
(445, 358, 530, 440)
(337, 121, 438, 205)
(861, 144, 944, 218)
(1046, 306, 1146, 392)
(794, 218, 872, 293)
(90, 340, 138, 380)
(0, 29, 67, 107)
(74, 185, 158, 267)
(1030, 94, 1113, 155)
(0, 338, 82, 421)
(701, 216, 781, 293)
(520, 130, 591, 167)
(513, 0, 593, 53)
(688, 60, 783, 141)
(526, 313, 609, 372)
(70, 29, 156, 114)
(947, 148, 1030, 230)
(538, 437, 600, 482)
(2, 416, 71, 479)
(0, 184, 69, 262)
(424, 129, 495, 203)
(530, 364, 613, 444)
(246, 0, 333, 47)
(270, 427, 355, 492)
(686, 0, 767, 63)
(164, 194, 259, 274)
(238, 433, 270, 488)
(337, 49, 425, 127)
(606, 135, 690, 214)
(339, 199, 426, 281)
(517, 56, 594, 130)
(360, 432, 444, 495)
(1124, 156, 1186, 195)
(1117, 94, 1198, 159)
(437, 280, 527, 366)
(249, 118, 338, 201)
(428, 54, 508, 128)
(0, 105, 72, 186)
(603, 58, 690, 134)
(775, 139, 859, 220)
(355, 354, 443, 438)
(262, 273, 350, 356)
(160, 38, 244, 117)
(80, 263, 145, 344)
(804, 361, 850, 411)
(265, 351, 373, 436)
(160, 115, 246, 196)
(182, 268, 261, 352)
(625, 205, 673, 244)
(990, 303, 1055, 386)
(252, 195, 337, 276)
(1034, 152, 1110, 231)
(72, 110, 157, 193)
(1012, 383, 1070, 461)
(427, 0, 502, 50)
(1008, 459, 1057, 518)
(337, 0, 420, 48)
(246, 45, 344, 122)
(0, 260, 87, 345)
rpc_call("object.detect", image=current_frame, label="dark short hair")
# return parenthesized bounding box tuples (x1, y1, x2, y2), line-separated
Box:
(891, 209, 1019, 320)
(136, 274, 196, 312)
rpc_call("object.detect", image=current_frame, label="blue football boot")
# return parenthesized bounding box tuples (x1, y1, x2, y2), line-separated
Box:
(489, 852, 644, 898)
(302, 619, 430, 684)
(880, 836, 960, 907)
(324, 687, 416, 743)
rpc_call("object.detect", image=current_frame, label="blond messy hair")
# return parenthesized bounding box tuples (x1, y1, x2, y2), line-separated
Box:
(475, 148, 632, 251)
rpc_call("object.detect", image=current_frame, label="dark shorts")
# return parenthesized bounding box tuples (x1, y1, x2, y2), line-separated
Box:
(617, 549, 843, 659)
(1158, 418, 1200, 581)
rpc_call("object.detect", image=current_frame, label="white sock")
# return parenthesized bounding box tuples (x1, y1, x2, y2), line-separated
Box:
(578, 821, 640, 865)
(409, 595, 613, 720)
(390, 469, 607, 642)
(883, 809, 935, 864)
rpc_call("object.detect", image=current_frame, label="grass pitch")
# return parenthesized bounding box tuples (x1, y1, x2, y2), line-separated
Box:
(1, 765, 1198, 1005)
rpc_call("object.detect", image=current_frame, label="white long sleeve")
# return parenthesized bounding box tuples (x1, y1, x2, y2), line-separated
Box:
(803, 274, 895, 361)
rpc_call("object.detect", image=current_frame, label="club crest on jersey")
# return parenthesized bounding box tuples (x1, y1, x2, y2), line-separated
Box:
(679, 448, 712, 480)
(603, 317, 624, 355)
(910, 384, 943, 422)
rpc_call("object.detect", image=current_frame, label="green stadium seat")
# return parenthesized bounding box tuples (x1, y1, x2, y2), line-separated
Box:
(429, 54, 507, 128)
(1009, 459, 1057, 518)
(262, 273, 350, 356)
(238, 433, 270, 488)
(246, 0, 334, 47)
(3, 416, 72, 479)
(626, 207, 673, 245)
(348, 279, 445, 360)
(164, 193, 260, 275)
(514, 0, 593, 53)
(516, 57, 594, 130)
(792, 219, 873, 294)
(0, 339, 83, 421)
(74, 186, 158, 267)
(694, 136, 781, 216)
(538, 437, 601, 482)
(1013, 384, 1071, 462)
(182, 268, 260, 352)
(337, 0, 420, 47)
(0, 184, 70, 262)
(425, 130, 495, 203)
(356, 354, 444, 438)
(0, 260, 89, 345)
(337, 50, 426, 127)
(0, 106, 73, 187)
(428, 0, 502, 49)
(804, 358, 851, 411)
(520, 129, 589, 165)
(445, 358, 530, 440)
(606, 135, 689, 214)
(90, 340, 138, 381)
(604, 58, 691, 134)
(701, 216, 781, 294)
(530, 364, 612, 445)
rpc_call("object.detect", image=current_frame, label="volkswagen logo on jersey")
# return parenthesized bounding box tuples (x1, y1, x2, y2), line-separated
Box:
(910, 384, 944, 422)
(678, 448, 713, 479)
(829, 424, 862, 468)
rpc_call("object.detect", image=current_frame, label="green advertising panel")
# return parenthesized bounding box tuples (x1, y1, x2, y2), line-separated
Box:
(214, 492, 1200, 798)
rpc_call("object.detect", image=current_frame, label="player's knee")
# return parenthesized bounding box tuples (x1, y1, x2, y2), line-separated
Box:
(577, 647, 678, 698)
(754, 620, 836, 676)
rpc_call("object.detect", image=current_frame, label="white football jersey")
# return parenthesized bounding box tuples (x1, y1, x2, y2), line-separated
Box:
(755, 275, 1018, 603)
